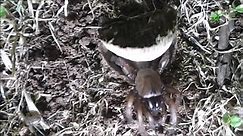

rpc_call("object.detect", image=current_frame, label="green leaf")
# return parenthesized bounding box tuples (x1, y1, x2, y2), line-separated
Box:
(229, 115, 242, 128)
(0, 5, 8, 18)
(210, 10, 223, 23)
(223, 113, 231, 124)
(234, 4, 243, 13)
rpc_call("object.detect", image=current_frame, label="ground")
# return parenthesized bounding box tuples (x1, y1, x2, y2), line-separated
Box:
(0, 0, 243, 136)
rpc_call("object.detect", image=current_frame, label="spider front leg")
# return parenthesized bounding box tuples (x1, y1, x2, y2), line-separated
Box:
(144, 107, 156, 129)
(125, 92, 147, 136)
(99, 45, 124, 75)
(115, 57, 137, 81)
(134, 97, 150, 136)
(164, 85, 181, 126)
(136, 102, 147, 136)
(99, 45, 137, 81)
(125, 91, 135, 123)
(156, 98, 168, 126)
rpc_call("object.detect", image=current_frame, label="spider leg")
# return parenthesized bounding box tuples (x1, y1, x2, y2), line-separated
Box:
(158, 97, 167, 126)
(125, 91, 135, 123)
(164, 85, 181, 126)
(99, 44, 138, 81)
(115, 57, 137, 81)
(143, 105, 155, 129)
(135, 99, 148, 136)
(99, 45, 125, 76)
(166, 97, 177, 126)
(158, 39, 177, 73)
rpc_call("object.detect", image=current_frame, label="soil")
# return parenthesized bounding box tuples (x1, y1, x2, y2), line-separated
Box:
(0, 0, 242, 136)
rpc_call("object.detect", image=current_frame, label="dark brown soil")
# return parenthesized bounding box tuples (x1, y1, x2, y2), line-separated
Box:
(0, 0, 242, 136)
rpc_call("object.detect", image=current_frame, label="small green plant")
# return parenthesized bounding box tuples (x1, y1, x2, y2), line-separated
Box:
(234, 4, 243, 13)
(0, 5, 8, 18)
(210, 4, 243, 23)
(210, 10, 223, 23)
(223, 113, 243, 128)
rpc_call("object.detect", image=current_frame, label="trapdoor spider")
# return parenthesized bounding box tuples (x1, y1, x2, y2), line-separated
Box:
(99, 43, 181, 135)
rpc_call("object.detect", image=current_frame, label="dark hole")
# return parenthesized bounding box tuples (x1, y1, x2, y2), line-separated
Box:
(66, 12, 79, 21)
(86, 42, 97, 50)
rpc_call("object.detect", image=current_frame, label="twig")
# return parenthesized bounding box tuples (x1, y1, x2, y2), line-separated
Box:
(48, 22, 63, 53)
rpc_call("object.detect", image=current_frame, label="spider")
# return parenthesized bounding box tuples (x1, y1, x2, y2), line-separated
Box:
(99, 43, 181, 135)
